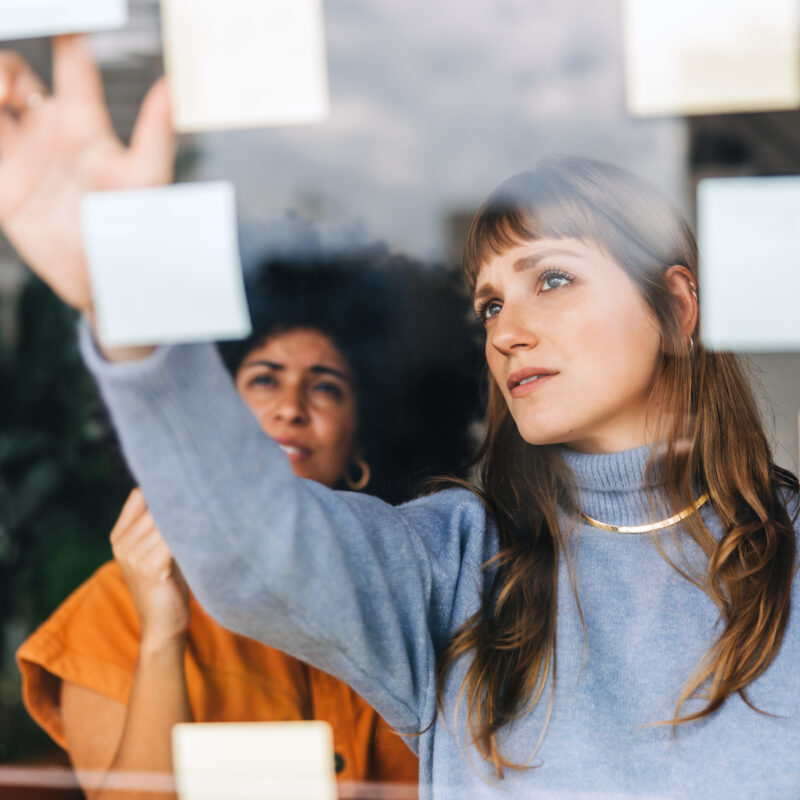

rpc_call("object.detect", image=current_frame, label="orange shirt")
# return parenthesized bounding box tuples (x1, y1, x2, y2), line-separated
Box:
(16, 561, 417, 788)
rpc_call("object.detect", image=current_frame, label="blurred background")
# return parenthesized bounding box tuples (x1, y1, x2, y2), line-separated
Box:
(2, 0, 800, 785)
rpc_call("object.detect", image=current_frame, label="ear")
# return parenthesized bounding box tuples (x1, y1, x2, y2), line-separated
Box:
(664, 265, 698, 341)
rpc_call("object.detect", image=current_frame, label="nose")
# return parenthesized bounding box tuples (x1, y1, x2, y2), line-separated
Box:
(488, 300, 538, 356)
(268, 383, 310, 426)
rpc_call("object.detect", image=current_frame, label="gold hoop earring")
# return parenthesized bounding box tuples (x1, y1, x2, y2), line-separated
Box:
(345, 458, 371, 491)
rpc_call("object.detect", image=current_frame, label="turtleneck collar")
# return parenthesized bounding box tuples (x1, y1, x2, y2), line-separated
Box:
(559, 443, 678, 532)
(559, 444, 661, 492)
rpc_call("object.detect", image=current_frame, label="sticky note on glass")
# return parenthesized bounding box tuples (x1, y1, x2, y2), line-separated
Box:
(173, 722, 336, 800)
(0, 0, 128, 41)
(698, 176, 800, 351)
(81, 182, 251, 348)
(161, 0, 330, 133)
(622, 0, 800, 116)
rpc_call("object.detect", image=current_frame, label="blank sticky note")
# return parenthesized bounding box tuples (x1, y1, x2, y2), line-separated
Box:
(698, 176, 800, 351)
(161, 0, 330, 133)
(0, 0, 128, 41)
(172, 722, 336, 800)
(622, 0, 800, 116)
(82, 182, 251, 348)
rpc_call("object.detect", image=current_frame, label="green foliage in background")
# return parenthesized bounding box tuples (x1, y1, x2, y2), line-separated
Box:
(0, 274, 132, 761)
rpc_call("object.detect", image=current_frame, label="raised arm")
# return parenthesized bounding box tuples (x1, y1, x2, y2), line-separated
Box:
(80, 327, 491, 736)
(0, 38, 491, 738)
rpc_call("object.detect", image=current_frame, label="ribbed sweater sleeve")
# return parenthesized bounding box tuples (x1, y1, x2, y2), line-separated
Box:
(77, 320, 489, 739)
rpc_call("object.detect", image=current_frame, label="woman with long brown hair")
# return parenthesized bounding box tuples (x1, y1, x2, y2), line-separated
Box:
(1, 37, 798, 799)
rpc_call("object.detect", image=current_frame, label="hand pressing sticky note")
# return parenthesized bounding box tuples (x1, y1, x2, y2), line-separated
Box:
(698, 176, 800, 352)
(161, 0, 330, 133)
(172, 721, 336, 800)
(82, 182, 252, 348)
(0, 0, 128, 41)
(622, 0, 800, 116)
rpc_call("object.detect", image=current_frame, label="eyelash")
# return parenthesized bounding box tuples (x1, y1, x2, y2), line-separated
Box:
(247, 374, 344, 401)
(540, 268, 573, 291)
(474, 268, 575, 324)
(315, 382, 344, 400)
(248, 374, 276, 388)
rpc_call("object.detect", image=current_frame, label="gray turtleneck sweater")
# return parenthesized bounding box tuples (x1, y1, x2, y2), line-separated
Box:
(79, 324, 800, 799)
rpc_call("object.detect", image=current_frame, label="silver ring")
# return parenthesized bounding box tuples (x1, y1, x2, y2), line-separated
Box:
(26, 91, 44, 110)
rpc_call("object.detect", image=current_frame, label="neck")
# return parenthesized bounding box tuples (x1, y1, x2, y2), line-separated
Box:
(561, 406, 675, 455)
(560, 444, 682, 531)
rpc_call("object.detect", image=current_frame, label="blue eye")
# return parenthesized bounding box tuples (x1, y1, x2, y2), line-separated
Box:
(476, 300, 502, 324)
(540, 270, 573, 292)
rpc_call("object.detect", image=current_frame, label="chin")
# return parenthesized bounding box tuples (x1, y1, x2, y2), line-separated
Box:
(514, 422, 572, 448)
(506, 400, 571, 446)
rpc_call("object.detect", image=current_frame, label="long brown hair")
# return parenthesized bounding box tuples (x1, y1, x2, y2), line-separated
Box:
(437, 155, 798, 777)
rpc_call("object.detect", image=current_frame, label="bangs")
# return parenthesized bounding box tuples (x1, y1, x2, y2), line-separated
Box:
(463, 168, 610, 293)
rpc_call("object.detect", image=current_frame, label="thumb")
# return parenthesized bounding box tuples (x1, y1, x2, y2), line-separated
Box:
(128, 77, 176, 186)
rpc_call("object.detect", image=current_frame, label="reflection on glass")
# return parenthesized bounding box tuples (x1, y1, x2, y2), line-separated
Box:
(3, 0, 800, 798)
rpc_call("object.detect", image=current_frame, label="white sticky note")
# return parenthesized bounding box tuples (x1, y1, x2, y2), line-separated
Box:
(161, 0, 330, 133)
(82, 182, 251, 348)
(698, 176, 800, 351)
(0, 0, 128, 41)
(172, 722, 336, 800)
(622, 0, 800, 116)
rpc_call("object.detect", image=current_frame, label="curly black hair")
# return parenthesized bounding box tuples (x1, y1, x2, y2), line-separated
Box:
(217, 244, 484, 504)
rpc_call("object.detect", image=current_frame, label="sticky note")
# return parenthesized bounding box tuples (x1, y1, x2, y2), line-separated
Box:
(172, 721, 336, 800)
(622, 0, 800, 116)
(81, 182, 251, 348)
(698, 176, 800, 351)
(0, 0, 128, 41)
(161, 0, 330, 133)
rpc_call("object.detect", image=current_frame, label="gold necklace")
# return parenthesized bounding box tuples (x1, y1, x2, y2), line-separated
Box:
(580, 493, 709, 534)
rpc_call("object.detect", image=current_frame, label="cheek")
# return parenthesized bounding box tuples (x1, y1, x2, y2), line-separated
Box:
(571, 305, 662, 391)
(314, 407, 358, 460)
(241, 394, 277, 435)
(484, 340, 504, 387)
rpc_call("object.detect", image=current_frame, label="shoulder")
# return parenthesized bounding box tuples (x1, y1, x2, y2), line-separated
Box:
(18, 560, 137, 660)
(394, 487, 498, 573)
(399, 486, 489, 527)
(15, 560, 140, 747)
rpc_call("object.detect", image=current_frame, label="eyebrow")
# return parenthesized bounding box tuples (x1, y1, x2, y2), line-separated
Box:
(241, 360, 352, 383)
(473, 246, 583, 304)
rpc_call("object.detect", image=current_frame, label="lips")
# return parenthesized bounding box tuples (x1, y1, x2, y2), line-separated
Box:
(507, 367, 558, 398)
(274, 437, 312, 461)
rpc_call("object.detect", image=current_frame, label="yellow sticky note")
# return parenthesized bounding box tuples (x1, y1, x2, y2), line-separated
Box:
(172, 721, 336, 800)
(622, 0, 800, 116)
(161, 0, 330, 133)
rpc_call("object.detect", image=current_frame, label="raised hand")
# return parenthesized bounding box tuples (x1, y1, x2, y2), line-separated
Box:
(0, 35, 174, 312)
(111, 489, 191, 648)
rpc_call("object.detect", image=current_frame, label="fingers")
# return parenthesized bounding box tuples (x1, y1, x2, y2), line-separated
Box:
(110, 487, 148, 544)
(112, 505, 175, 574)
(0, 50, 48, 117)
(52, 34, 105, 107)
(128, 77, 176, 186)
(110, 489, 182, 584)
